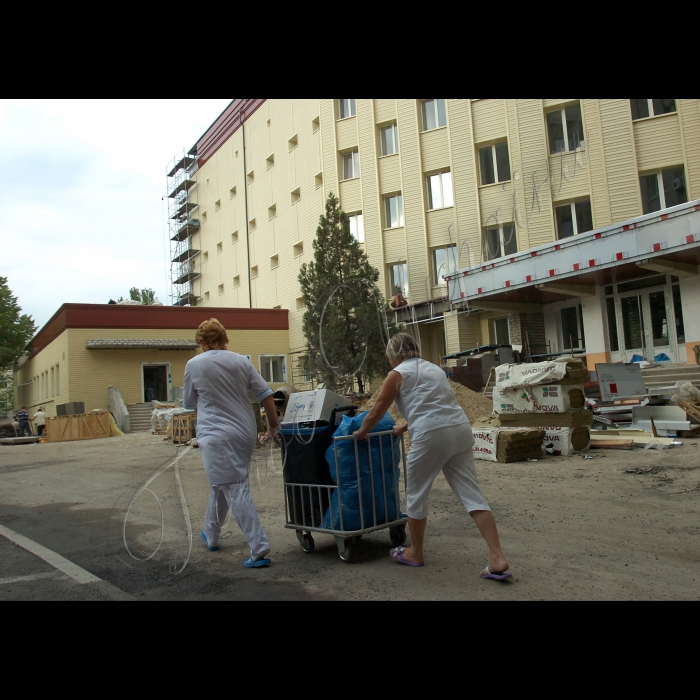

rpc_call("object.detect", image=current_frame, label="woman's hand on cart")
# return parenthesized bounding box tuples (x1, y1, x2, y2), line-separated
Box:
(392, 423, 408, 437)
(270, 426, 281, 444)
(353, 428, 369, 441)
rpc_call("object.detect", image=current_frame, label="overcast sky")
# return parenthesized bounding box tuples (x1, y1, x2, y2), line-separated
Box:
(0, 99, 232, 333)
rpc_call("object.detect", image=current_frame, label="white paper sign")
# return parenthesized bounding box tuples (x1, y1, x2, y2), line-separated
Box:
(596, 363, 646, 401)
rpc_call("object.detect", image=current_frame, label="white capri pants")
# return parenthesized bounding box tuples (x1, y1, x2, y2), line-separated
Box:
(405, 422, 490, 519)
(204, 480, 270, 558)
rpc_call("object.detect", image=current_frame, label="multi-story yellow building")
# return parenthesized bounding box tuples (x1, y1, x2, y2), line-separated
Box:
(167, 99, 700, 385)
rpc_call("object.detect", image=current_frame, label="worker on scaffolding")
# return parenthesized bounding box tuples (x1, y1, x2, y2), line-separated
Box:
(184, 318, 281, 568)
(390, 288, 408, 310)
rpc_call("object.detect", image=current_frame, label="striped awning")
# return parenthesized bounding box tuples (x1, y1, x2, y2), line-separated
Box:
(85, 339, 197, 350)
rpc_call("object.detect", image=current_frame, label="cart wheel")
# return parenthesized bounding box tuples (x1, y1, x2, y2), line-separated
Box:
(390, 524, 407, 546)
(336, 538, 354, 562)
(296, 530, 315, 553)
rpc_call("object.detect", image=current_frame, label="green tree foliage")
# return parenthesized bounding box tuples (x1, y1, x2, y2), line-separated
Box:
(117, 288, 157, 304)
(298, 193, 399, 393)
(0, 277, 36, 372)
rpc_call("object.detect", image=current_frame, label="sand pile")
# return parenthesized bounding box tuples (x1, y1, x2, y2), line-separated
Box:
(358, 379, 494, 450)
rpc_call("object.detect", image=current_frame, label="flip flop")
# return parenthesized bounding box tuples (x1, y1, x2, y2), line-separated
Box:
(390, 546, 424, 567)
(200, 530, 220, 552)
(480, 566, 512, 580)
(244, 556, 271, 568)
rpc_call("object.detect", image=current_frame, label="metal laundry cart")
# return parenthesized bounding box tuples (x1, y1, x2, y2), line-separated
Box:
(283, 429, 408, 562)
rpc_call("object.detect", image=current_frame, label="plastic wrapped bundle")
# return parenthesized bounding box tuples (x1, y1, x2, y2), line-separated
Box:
(322, 411, 403, 531)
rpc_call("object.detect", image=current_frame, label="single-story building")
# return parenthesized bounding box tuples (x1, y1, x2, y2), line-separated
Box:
(14, 304, 290, 417)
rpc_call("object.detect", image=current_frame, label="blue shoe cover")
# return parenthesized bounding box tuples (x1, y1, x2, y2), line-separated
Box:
(244, 556, 271, 568)
(201, 530, 220, 552)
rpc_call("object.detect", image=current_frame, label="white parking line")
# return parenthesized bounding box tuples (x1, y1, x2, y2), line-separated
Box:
(0, 572, 62, 585)
(0, 524, 101, 584)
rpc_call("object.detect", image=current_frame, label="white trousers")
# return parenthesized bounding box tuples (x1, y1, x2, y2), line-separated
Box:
(405, 422, 491, 519)
(204, 480, 270, 558)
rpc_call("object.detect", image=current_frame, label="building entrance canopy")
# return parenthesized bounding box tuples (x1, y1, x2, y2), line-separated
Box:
(446, 200, 700, 307)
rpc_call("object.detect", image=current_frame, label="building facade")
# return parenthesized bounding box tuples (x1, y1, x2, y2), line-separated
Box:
(14, 304, 289, 416)
(168, 99, 700, 381)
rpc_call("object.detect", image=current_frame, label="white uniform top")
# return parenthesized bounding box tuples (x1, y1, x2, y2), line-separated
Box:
(183, 350, 273, 485)
(33, 411, 46, 426)
(393, 358, 467, 437)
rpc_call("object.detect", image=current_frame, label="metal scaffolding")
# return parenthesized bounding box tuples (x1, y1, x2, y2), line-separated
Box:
(166, 150, 200, 306)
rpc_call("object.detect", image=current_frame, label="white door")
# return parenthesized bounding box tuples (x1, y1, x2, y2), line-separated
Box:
(617, 287, 675, 362)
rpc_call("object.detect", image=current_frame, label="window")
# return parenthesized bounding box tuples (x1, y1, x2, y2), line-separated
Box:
(341, 150, 360, 180)
(433, 245, 457, 285)
(268, 204, 276, 220)
(270, 254, 279, 269)
(348, 212, 365, 243)
(484, 223, 517, 260)
(380, 123, 398, 156)
(312, 116, 320, 132)
(338, 99, 356, 119)
(216, 242, 222, 254)
(204, 291, 210, 302)
(215, 199, 221, 211)
(315, 172, 323, 189)
(266, 154, 275, 169)
(203, 251, 209, 262)
(384, 193, 404, 229)
(288, 134, 298, 151)
(630, 99, 676, 121)
(672, 282, 685, 344)
(249, 218, 256, 231)
(388, 262, 409, 297)
(561, 305, 585, 350)
(546, 103, 585, 153)
(251, 265, 258, 279)
(291, 187, 301, 204)
(640, 167, 687, 214)
(296, 297, 305, 310)
(555, 200, 593, 239)
(229, 186, 237, 199)
(234, 275, 241, 287)
(427, 170, 454, 209)
(605, 295, 619, 352)
(494, 318, 510, 346)
(478, 141, 511, 185)
(293, 241, 304, 257)
(50, 366, 54, 397)
(218, 284, 224, 295)
(55, 364, 60, 396)
(421, 99, 446, 131)
(259, 355, 286, 383)
(231, 230, 238, 243)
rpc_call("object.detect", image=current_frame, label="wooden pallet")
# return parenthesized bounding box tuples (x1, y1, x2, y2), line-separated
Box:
(172, 413, 197, 444)
(678, 401, 700, 425)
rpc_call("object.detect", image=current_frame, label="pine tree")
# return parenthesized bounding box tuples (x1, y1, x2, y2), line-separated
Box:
(0, 277, 36, 372)
(298, 193, 399, 393)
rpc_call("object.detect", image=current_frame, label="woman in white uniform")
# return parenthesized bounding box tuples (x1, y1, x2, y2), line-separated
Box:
(184, 318, 281, 569)
(354, 333, 511, 580)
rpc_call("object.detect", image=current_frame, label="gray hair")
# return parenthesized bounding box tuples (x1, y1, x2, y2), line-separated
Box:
(386, 332, 421, 362)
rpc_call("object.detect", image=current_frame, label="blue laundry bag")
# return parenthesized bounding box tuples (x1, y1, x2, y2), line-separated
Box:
(322, 411, 403, 531)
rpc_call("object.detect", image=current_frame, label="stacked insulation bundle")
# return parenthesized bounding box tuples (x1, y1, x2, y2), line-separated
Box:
(476, 358, 592, 460)
(494, 358, 592, 454)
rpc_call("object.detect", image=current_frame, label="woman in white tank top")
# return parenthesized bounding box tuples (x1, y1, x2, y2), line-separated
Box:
(354, 333, 511, 580)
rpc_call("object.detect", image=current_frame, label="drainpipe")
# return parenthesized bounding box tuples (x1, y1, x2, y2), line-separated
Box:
(242, 115, 252, 309)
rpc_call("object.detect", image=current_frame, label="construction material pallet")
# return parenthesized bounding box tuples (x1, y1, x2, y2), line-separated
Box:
(172, 413, 197, 444)
(46, 411, 111, 443)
